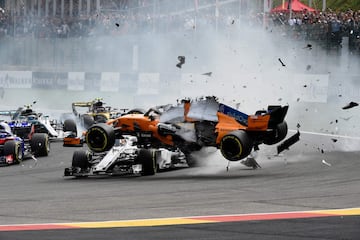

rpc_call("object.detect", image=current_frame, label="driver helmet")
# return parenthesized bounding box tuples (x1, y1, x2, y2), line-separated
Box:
(0, 121, 11, 133)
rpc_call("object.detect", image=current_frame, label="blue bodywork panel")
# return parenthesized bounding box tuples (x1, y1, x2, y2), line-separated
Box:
(218, 104, 248, 125)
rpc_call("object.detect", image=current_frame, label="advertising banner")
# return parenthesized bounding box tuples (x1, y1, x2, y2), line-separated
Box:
(137, 73, 160, 95)
(32, 72, 68, 89)
(84, 72, 101, 90)
(68, 72, 85, 91)
(100, 72, 120, 92)
(0, 71, 32, 88)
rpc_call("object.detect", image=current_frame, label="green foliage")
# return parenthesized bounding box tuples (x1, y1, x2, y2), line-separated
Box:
(271, 0, 360, 11)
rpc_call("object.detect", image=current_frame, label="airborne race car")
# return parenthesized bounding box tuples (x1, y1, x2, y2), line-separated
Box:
(64, 96, 298, 177)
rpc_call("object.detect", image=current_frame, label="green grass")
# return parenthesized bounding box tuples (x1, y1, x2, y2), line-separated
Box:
(272, 0, 360, 11)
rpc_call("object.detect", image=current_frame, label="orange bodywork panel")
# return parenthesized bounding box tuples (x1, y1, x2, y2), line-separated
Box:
(63, 137, 83, 146)
(215, 112, 246, 144)
(247, 114, 270, 131)
(183, 101, 195, 122)
(109, 114, 174, 146)
(215, 112, 271, 144)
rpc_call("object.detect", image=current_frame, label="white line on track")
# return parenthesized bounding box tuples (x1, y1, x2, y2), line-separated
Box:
(289, 129, 360, 140)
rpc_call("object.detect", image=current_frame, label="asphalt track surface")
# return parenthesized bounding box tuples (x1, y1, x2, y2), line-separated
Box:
(0, 133, 360, 239)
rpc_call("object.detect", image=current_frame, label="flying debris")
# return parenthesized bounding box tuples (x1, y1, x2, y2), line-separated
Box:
(240, 157, 261, 169)
(277, 131, 300, 154)
(115, 23, 120, 27)
(342, 101, 359, 110)
(176, 56, 185, 68)
(240, 146, 261, 169)
(278, 58, 286, 67)
(304, 44, 312, 50)
(340, 116, 353, 121)
(322, 159, 332, 167)
(231, 19, 235, 24)
(202, 72, 212, 77)
(303, 84, 307, 88)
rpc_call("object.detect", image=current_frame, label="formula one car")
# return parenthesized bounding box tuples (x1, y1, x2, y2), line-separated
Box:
(71, 98, 124, 129)
(81, 96, 298, 172)
(0, 122, 49, 165)
(64, 135, 187, 177)
(1, 101, 62, 140)
(63, 99, 145, 147)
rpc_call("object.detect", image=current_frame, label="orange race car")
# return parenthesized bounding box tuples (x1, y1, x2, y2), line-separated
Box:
(84, 96, 299, 166)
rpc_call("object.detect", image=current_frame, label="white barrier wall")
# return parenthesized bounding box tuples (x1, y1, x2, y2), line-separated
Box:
(1, 70, 359, 137)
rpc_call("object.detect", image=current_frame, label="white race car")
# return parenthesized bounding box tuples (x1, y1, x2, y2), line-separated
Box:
(64, 135, 187, 177)
(1, 102, 63, 141)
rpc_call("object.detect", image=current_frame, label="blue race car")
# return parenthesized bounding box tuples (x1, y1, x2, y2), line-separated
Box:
(0, 122, 49, 165)
(0, 122, 24, 165)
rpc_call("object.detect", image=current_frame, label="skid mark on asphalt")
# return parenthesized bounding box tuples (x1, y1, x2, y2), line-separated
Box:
(0, 207, 359, 231)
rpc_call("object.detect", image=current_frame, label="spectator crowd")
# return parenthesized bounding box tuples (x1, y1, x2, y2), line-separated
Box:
(0, 2, 360, 52)
(269, 9, 360, 51)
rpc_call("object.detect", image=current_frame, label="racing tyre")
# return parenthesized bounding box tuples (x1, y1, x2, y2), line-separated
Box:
(30, 133, 50, 157)
(137, 149, 157, 176)
(72, 150, 90, 170)
(63, 119, 77, 136)
(264, 121, 288, 145)
(3, 140, 22, 164)
(85, 123, 115, 153)
(81, 114, 95, 129)
(220, 130, 253, 161)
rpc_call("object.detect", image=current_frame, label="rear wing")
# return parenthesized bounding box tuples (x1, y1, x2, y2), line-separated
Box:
(266, 105, 288, 129)
(72, 102, 93, 117)
(246, 105, 288, 131)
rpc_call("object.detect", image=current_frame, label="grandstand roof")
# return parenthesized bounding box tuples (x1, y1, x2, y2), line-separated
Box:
(271, 0, 316, 13)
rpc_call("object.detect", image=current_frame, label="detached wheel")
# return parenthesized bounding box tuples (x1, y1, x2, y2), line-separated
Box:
(264, 121, 288, 145)
(72, 150, 90, 169)
(63, 119, 77, 137)
(137, 149, 157, 176)
(30, 133, 50, 157)
(4, 140, 22, 164)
